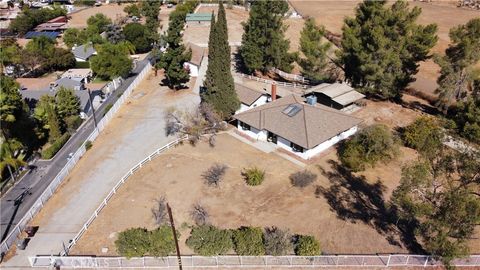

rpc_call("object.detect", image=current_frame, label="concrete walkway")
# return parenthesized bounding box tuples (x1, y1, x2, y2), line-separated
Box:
(2, 75, 200, 268)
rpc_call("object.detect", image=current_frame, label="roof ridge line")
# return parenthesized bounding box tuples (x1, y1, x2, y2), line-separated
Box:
(301, 102, 310, 148)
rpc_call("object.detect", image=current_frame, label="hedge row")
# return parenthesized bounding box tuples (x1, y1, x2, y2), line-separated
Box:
(115, 226, 177, 258)
(186, 225, 321, 256)
(41, 133, 70, 159)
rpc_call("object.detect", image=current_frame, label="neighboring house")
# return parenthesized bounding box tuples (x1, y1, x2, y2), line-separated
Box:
(185, 13, 212, 26)
(234, 94, 363, 159)
(183, 43, 205, 77)
(72, 44, 97, 62)
(24, 31, 60, 39)
(20, 88, 98, 114)
(61, 68, 93, 83)
(235, 83, 270, 113)
(34, 16, 68, 32)
(304, 82, 365, 111)
(52, 77, 85, 91)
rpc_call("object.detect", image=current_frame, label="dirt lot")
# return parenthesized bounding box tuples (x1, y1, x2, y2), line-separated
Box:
(67, 4, 129, 29)
(183, 6, 248, 46)
(289, 0, 480, 98)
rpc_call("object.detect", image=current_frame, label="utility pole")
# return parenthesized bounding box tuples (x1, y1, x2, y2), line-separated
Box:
(167, 203, 182, 270)
(87, 89, 98, 130)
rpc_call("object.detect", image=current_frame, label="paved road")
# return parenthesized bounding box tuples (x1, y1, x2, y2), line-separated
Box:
(0, 58, 151, 245)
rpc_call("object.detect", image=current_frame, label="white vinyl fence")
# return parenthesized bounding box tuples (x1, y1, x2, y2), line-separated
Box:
(0, 61, 152, 257)
(236, 72, 312, 89)
(61, 136, 186, 256)
(29, 255, 480, 268)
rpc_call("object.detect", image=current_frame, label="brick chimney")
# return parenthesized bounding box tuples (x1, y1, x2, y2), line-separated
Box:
(271, 83, 277, 101)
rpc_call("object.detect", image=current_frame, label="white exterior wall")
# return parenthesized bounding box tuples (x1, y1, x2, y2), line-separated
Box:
(235, 95, 269, 114)
(300, 125, 358, 159)
(75, 57, 86, 62)
(236, 122, 267, 141)
(184, 62, 199, 77)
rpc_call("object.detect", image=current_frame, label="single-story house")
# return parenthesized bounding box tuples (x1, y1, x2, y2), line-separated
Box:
(61, 68, 93, 83)
(234, 94, 363, 159)
(305, 82, 365, 110)
(183, 43, 205, 77)
(21, 88, 99, 114)
(235, 83, 270, 113)
(72, 44, 97, 62)
(51, 77, 85, 91)
(185, 13, 212, 26)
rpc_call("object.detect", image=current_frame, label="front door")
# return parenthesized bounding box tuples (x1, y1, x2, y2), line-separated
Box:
(267, 132, 277, 144)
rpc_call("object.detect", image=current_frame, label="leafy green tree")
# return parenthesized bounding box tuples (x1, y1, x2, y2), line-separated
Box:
(34, 95, 55, 128)
(0, 76, 22, 134)
(46, 104, 62, 143)
(55, 87, 80, 121)
(45, 48, 76, 71)
(299, 18, 331, 83)
(9, 6, 67, 35)
(453, 97, 480, 143)
(141, 0, 161, 40)
(294, 235, 320, 256)
(240, 0, 294, 73)
(339, 124, 399, 171)
(186, 225, 233, 256)
(123, 23, 152, 53)
(62, 28, 86, 48)
(232, 226, 265, 255)
(149, 225, 177, 257)
(202, 1, 240, 119)
(25, 36, 55, 65)
(0, 39, 22, 71)
(124, 3, 141, 18)
(403, 116, 443, 158)
(115, 227, 150, 258)
(87, 13, 112, 33)
(391, 150, 480, 267)
(0, 138, 25, 180)
(90, 42, 133, 80)
(435, 18, 480, 112)
(105, 24, 125, 45)
(339, 0, 438, 100)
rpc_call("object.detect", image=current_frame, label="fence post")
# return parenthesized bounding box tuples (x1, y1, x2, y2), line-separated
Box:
(405, 255, 409, 265)
(424, 256, 429, 267)
(386, 255, 391, 267)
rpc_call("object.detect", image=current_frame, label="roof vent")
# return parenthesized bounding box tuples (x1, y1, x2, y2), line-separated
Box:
(306, 95, 317, 105)
(282, 104, 302, 117)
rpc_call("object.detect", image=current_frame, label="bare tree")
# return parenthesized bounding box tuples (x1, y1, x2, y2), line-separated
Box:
(190, 203, 209, 226)
(164, 103, 227, 146)
(202, 163, 228, 187)
(151, 196, 168, 226)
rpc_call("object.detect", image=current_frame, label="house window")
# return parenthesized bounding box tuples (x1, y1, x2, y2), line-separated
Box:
(240, 122, 250, 131)
(290, 142, 304, 153)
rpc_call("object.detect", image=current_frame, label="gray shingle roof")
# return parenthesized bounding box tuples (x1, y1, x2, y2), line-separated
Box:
(234, 95, 363, 149)
(235, 83, 265, 106)
(72, 44, 96, 61)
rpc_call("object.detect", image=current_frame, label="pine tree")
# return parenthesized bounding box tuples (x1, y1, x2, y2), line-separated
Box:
(434, 18, 480, 112)
(299, 18, 331, 83)
(46, 104, 62, 143)
(202, 1, 239, 119)
(240, 0, 294, 74)
(339, 0, 437, 100)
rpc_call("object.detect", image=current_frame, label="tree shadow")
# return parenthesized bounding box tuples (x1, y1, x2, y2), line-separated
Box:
(159, 78, 189, 91)
(315, 160, 424, 253)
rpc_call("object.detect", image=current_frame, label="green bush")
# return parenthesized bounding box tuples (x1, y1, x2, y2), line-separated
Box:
(242, 167, 265, 186)
(75, 61, 91, 69)
(103, 104, 113, 116)
(263, 226, 292, 256)
(294, 235, 320, 256)
(339, 124, 399, 171)
(403, 116, 443, 156)
(232, 226, 265, 255)
(85, 140, 93, 151)
(41, 133, 70, 159)
(186, 225, 233, 256)
(65, 115, 83, 132)
(149, 225, 177, 257)
(115, 228, 150, 258)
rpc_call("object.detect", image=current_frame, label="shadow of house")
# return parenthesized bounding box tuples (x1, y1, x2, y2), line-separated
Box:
(315, 160, 424, 253)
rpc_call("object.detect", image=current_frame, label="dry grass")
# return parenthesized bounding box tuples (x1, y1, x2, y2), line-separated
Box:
(67, 4, 129, 29)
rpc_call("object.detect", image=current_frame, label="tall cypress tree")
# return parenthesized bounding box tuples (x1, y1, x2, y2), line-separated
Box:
(202, 2, 239, 119)
(240, 0, 294, 74)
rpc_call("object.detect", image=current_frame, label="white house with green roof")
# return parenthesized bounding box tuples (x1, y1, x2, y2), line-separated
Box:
(186, 13, 212, 26)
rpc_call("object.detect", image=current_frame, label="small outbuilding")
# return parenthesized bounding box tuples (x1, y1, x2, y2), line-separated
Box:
(235, 83, 270, 113)
(305, 82, 365, 111)
(185, 13, 212, 26)
(183, 43, 205, 77)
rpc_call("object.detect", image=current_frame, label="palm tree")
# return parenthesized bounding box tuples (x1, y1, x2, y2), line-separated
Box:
(0, 138, 26, 182)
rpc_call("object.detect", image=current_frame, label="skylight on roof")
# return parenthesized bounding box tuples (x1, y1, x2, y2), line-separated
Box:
(282, 104, 302, 117)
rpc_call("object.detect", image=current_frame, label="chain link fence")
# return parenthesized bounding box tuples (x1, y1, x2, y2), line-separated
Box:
(29, 255, 480, 268)
(0, 61, 152, 257)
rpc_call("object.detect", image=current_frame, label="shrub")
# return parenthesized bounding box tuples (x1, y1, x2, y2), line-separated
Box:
(115, 227, 150, 258)
(149, 225, 177, 257)
(65, 115, 83, 132)
(263, 226, 292, 256)
(103, 104, 113, 116)
(403, 116, 443, 157)
(294, 235, 320, 256)
(289, 170, 317, 188)
(152, 196, 168, 226)
(186, 225, 233, 256)
(232, 226, 265, 255)
(85, 140, 93, 151)
(190, 203, 209, 226)
(41, 133, 70, 159)
(202, 163, 227, 187)
(339, 124, 399, 171)
(242, 167, 265, 186)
